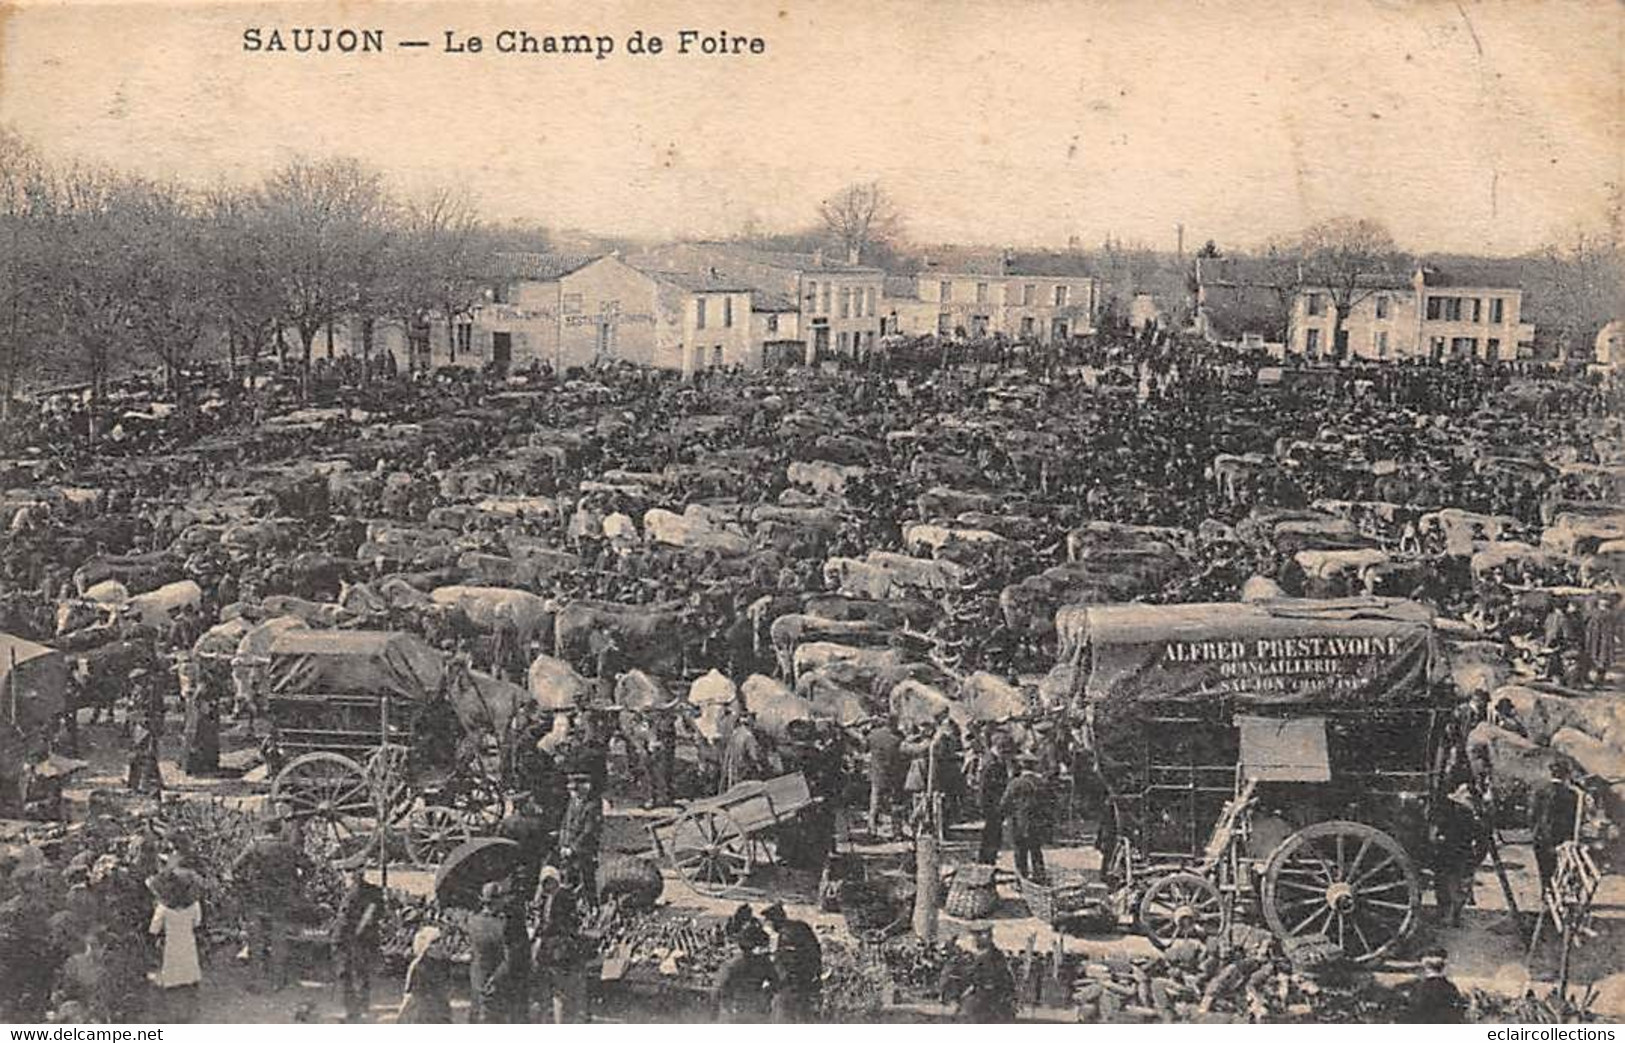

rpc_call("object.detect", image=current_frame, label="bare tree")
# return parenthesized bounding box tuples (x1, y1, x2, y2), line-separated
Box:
(257, 157, 392, 399)
(1256, 236, 1306, 345)
(120, 181, 215, 403)
(1298, 217, 1405, 360)
(391, 187, 494, 374)
(203, 185, 283, 400)
(1533, 191, 1625, 361)
(0, 128, 49, 417)
(818, 181, 903, 264)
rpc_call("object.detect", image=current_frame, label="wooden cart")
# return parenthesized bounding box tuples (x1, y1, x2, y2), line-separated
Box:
(648, 772, 813, 897)
(263, 629, 506, 868)
(1074, 598, 1448, 963)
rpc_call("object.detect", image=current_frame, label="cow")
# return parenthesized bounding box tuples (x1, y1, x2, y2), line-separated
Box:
(552, 599, 693, 675)
(787, 460, 868, 498)
(824, 552, 971, 600)
(916, 486, 998, 519)
(751, 518, 831, 558)
(768, 614, 891, 678)
(72, 552, 182, 597)
(801, 595, 941, 628)
(909, 453, 984, 488)
(750, 504, 841, 531)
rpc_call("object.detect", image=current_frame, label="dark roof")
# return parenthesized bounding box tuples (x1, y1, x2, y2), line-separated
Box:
(750, 290, 799, 312)
(1417, 257, 1530, 290)
(914, 248, 1099, 279)
(641, 268, 754, 293)
(491, 252, 598, 282)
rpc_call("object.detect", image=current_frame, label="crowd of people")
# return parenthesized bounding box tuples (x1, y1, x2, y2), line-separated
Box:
(0, 328, 1620, 1022)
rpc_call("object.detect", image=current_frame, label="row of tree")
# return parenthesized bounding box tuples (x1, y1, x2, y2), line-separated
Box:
(0, 128, 523, 425)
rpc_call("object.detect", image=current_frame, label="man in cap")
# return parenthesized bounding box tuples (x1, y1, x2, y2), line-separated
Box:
(865, 715, 903, 837)
(1408, 947, 1466, 1023)
(1001, 755, 1050, 882)
(558, 773, 603, 903)
(1429, 783, 1482, 927)
(761, 902, 822, 1023)
(939, 923, 1016, 1023)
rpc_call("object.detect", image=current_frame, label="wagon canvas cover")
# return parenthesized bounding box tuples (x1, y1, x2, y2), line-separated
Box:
(267, 629, 444, 701)
(0, 632, 66, 731)
(1082, 598, 1437, 710)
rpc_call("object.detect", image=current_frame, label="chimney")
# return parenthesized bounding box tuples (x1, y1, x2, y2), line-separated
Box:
(1001, 247, 1015, 276)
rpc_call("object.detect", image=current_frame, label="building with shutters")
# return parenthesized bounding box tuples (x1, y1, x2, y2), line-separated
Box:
(1289, 267, 1535, 362)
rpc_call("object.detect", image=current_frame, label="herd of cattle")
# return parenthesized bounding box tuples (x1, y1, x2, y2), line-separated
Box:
(2, 356, 1622, 754)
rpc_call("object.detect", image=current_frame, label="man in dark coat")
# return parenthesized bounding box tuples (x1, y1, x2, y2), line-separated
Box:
(230, 810, 303, 990)
(976, 741, 1009, 865)
(558, 773, 603, 902)
(1429, 784, 1481, 927)
(762, 902, 822, 1022)
(1001, 758, 1049, 881)
(865, 716, 903, 836)
(466, 882, 529, 1024)
(1530, 760, 1581, 895)
(939, 924, 1016, 1023)
(332, 867, 383, 1022)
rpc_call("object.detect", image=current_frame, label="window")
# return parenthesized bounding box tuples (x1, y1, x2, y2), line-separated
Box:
(1305, 328, 1321, 354)
(1374, 295, 1390, 320)
(696, 298, 707, 329)
(1023, 284, 1036, 306)
(1306, 292, 1325, 317)
(1469, 298, 1481, 323)
(1489, 298, 1504, 324)
(1373, 331, 1389, 357)
(821, 284, 831, 313)
(712, 346, 724, 368)
(1451, 336, 1478, 357)
(940, 281, 953, 303)
(976, 282, 989, 304)
(1426, 296, 1465, 322)
(1054, 285, 1069, 307)
(456, 322, 473, 352)
(766, 314, 779, 334)
(563, 293, 583, 315)
(838, 331, 850, 353)
(938, 313, 953, 336)
(866, 287, 876, 317)
(1487, 337, 1501, 357)
(1430, 336, 1447, 358)
(839, 288, 851, 319)
(723, 296, 733, 328)
(806, 281, 818, 314)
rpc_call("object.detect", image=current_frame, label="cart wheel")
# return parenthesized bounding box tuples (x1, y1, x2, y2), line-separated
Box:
(1138, 872, 1224, 948)
(672, 806, 753, 897)
(270, 752, 377, 868)
(404, 804, 478, 868)
(1261, 820, 1420, 964)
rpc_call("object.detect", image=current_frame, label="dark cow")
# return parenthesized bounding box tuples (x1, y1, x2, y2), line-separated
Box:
(552, 599, 694, 675)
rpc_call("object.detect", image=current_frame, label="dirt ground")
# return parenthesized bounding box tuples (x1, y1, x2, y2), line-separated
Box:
(32, 717, 1624, 1022)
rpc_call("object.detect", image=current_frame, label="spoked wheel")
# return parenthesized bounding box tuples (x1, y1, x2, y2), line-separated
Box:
(270, 752, 377, 868)
(404, 804, 480, 868)
(1138, 872, 1225, 948)
(671, 807, 753, 897)
(1261, 821, 1421, 964)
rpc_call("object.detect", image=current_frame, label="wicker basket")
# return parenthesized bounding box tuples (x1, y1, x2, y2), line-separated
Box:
(945, 864, 998, 918)
(1018, 868, 1095, 924)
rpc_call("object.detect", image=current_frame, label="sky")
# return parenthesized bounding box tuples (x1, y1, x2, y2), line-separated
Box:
(0, 0, 1620, 255)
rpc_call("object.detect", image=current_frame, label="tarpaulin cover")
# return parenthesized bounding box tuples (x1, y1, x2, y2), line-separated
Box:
(0, 632, 67, 731)
(267, 629, 444, 701)
(1082, 598, 1437, 711)
(1237, 716, 1331, 782)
